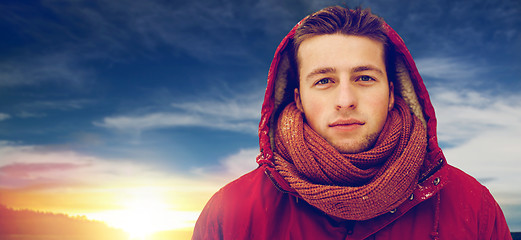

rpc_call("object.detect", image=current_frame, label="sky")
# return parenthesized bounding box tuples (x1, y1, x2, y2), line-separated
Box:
(0, 0, 520, 237)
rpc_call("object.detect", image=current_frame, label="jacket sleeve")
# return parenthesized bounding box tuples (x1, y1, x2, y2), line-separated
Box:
(192, 190, 224, 240)
(478, 187, 512, 240)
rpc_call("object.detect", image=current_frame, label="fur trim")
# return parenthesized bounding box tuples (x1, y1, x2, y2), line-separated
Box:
(394, 56, 427, 128)
(270, 48, 292, 148)
(273, 51, 291, 114)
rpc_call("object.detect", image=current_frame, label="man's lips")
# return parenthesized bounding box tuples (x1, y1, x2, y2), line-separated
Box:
(329, 119, 365, 127)
(329, 119, 365, 131)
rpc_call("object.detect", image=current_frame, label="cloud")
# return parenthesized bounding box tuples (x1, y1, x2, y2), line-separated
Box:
(0, 53, 94, 88)
(0, 141, 249, 217)
(0, 141, 223, 194)
(0, 162, 89, 189)
(443, 127, 521, 206)
(16, 0, 299, 64)
(2, 99, 94, 122)
(95, 112, 258, 134)
(114, 0, 300, 63)
(16, 99, 94, 113)
(0, 113, 11, 121)
(0, 162, 88, 178)
(95, 90, 262, 134)
(171, 99, 260, 122)
(16, 111, 47, 119)
(0, 143, 152, 189)
(190, 147, 259, 184)
(419, 74, 521, 229)
(220, 148, 259, 176)
(430, 87, 521, 211)
(431, 88, 521, 146)
(0, 140, 258, 189)
(415, 57, 481, 81)
(0, 142, 230, 233)
(384, 0, 521, 57)
(96, 113, 208, 130)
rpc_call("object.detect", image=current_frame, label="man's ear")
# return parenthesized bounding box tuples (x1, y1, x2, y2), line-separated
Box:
(294, 88, 304, 112)
(388, 81, 395, 111)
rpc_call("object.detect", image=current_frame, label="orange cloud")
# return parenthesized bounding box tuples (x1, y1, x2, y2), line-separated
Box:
(0, 162, 90, 188)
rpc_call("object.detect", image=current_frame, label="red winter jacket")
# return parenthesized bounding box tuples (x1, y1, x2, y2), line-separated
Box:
(193, 12, 512, 240)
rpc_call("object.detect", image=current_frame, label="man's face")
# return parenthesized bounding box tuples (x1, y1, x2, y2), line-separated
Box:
(295, 34, 394, 154)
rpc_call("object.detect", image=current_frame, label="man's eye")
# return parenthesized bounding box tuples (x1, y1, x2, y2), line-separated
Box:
(316, 78, 331, 85)
(359, 76, 374, 82)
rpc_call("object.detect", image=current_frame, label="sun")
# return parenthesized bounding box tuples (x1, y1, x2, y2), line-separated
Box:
(115, 196, 172, 239)
(85, 187, 198, 239)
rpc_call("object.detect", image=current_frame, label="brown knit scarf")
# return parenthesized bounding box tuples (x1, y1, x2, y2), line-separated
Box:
(273, 97, 427, 220)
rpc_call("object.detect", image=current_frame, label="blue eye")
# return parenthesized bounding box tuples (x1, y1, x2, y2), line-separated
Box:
(316, 78, 331, 85)
(358, 75, 374, 82)
(359, 76, 374, 82)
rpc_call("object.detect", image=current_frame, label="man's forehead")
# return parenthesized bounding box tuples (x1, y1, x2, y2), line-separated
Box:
(296, 34, 386, 74)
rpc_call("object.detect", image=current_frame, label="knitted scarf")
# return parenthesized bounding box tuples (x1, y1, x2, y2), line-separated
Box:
(273, 97, 427, 220)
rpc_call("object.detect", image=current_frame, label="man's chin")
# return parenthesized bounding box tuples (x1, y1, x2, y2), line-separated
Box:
(334, 144, 371, 154)
(330, 134, 379, 154)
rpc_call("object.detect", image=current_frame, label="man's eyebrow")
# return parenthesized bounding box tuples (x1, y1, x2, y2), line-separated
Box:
(353, 65, 384, 75)
(305, 67, 336, 81)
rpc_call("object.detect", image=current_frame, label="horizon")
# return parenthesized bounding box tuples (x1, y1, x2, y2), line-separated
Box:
(0, 204, 192, 239)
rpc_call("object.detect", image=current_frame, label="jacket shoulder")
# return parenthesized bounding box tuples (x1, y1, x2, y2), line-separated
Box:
(192, 167, 283, 239)
(215, 166, 282, 207)
(441, 165, 512, 239)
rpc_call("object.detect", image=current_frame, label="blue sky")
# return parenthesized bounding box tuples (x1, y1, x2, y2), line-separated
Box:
(1, 0, 520, 233)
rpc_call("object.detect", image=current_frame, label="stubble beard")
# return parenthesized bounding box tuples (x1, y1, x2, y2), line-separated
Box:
(329, 131, 381, 154)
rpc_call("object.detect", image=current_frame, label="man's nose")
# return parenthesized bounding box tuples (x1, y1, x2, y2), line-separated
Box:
(335, 81, 357, 110)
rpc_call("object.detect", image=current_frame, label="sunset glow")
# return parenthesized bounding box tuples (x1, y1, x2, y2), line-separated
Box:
(84, 187, 199, 239)
(0, 140, 252, 239)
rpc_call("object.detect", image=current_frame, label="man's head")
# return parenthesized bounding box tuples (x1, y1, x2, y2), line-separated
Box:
(292, 7, 395, 154)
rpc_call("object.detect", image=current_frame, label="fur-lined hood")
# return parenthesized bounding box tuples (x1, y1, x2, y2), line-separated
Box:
(256, 15, 446, 186)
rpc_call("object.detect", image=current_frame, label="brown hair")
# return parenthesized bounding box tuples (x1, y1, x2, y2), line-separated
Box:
(292, 6, 395, 85)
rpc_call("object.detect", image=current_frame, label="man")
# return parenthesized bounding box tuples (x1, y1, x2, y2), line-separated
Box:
(193, 6, 511, 239)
